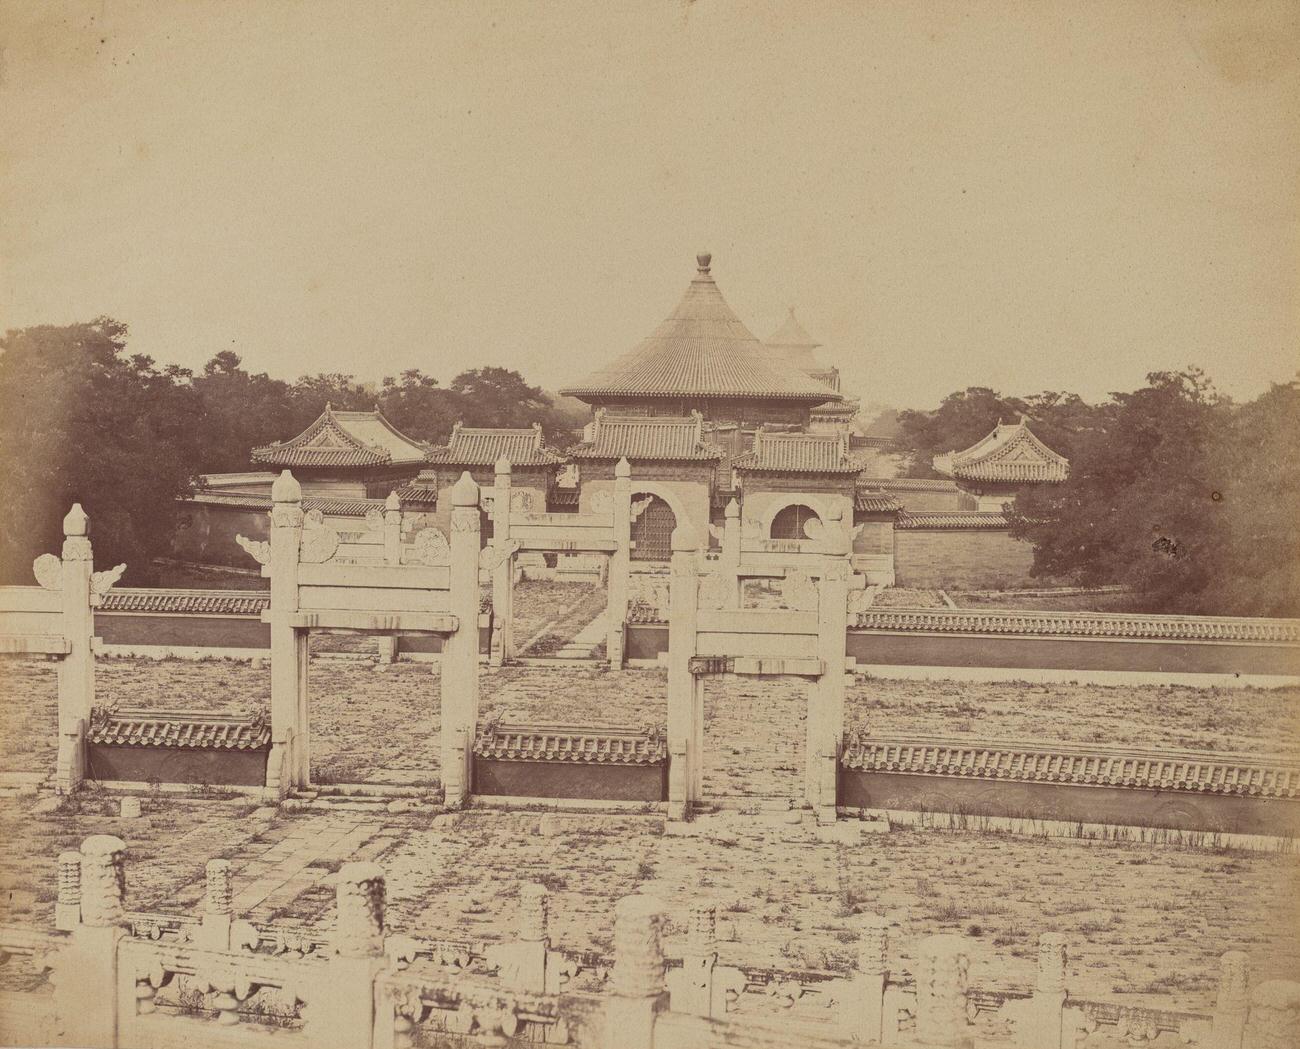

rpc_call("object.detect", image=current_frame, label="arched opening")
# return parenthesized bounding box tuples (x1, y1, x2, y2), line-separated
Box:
(770, 503, 820, 540)
(631, 495, 677, 561)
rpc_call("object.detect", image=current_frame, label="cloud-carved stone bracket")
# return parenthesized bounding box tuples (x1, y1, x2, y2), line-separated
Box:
(236, 535, 270, 566)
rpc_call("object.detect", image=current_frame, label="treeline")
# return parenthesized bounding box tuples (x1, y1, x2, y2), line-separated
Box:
(0, 318, 586, 584)
(892, 371, 1300, 617)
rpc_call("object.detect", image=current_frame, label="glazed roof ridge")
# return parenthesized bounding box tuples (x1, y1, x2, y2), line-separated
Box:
(427, 421, 565, 467)
(570, 410, 724, 461)
(733, 428, 860, 474)
(560, 254, 842, 402)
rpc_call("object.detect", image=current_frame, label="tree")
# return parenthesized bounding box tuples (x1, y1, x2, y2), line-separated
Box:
(446, 366, 576, 444)
(290, 372, 374, 417)
(376, 369, 461, 444)
(1009, 368, 1244, 611)
(191, 351, 299, 473)
(0, 319, 204, 585)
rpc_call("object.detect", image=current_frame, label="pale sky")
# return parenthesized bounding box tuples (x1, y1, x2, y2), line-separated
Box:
(2, 0, 1297, 411)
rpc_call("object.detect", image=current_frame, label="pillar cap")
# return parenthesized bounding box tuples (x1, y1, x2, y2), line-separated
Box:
(271, 469, 302, 503)
(450, 470, 479, 507)
(725, 497, 739, 518)
(63, 503, 88, 537)
(81, 834, 126, 857)
(670, 525, 699, 553)
(615, 457, 631, 478)
(385, 490, 401, 511)
(495, 455, 513, 475)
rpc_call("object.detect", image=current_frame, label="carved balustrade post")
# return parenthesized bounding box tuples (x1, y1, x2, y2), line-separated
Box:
(196, 858, 234, 950)
(267, 470, 306, 797)
(607, 457, 632, 668)
(491, 457, 514, 665)
(667, 526, 702, 820)
(51, 504, 95, 793)
(1014, 933, 1068, 1048)
(57, 836, 128, 1049)
(383, 490, 402, 566)
(673, 900, 718, 1017)
(606, 895, 668, 1049)
(851, 913, 889, 1042)
(1210, 951, 1249, 1049)
(309, 862, 388, 1049)
(501, 882, 550, 994)
(441, 472, 481, 807)
(55, 850, 81, 931)
(915, 934, 972, 1048)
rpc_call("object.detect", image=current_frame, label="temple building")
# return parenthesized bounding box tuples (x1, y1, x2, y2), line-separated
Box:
(932, 418, 1069, 511)
(560, 254, 841, 434)
(250, 405, 428, 499)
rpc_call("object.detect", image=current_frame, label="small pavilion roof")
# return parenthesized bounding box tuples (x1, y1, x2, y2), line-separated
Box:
(733, 429, 861, 474)
(933, 419, 1069, 484)
(560, 255, 841, 403)
(426, 423, 565, 468)
(252, 405, 427, 469)
(569, 410, 723, 461)
(763, 307, 824, 373)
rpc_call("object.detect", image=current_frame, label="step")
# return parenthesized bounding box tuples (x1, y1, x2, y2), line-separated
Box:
(311, 783, 436, 799)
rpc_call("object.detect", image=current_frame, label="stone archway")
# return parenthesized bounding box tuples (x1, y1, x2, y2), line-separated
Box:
(631, 495, 677, 562)
(769, 503, 821, 540)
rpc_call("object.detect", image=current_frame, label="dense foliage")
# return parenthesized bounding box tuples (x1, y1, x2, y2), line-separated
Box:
(896, 371, 1300, 616)
(0, 319, 585, 584)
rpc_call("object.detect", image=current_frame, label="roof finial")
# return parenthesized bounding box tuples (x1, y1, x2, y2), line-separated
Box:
(696, 252, 712, 276)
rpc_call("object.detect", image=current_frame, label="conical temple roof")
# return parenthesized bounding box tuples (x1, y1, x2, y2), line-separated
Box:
(561, 255, 840, 402)
(764, 307, 824, 373)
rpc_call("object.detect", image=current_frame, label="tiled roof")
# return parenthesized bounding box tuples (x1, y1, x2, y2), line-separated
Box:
(860, 477, 960, 492)
(569, 411, 724, 461)
(934, 420, 1069, 484)
(850, 607, 1300, 643)
(252, 406, 427, 469)
(395, 472, 441, 507)
(894, 510, 1010, 529)
(426, 423, 565, 467)
(854, 491, 901, 513)
(183, 490, 382, 517)
(733, 430, 860, 474)
(762, 307, 823, 374)
(89, 709, 270, 750)
(560, 255, 841, 403)
(850, 435, 898, 451)
(99, 589, 269, 616)
(840, 734, 1300, 799)
(547, 487, 580, 508)
(473, 721, 667, 765)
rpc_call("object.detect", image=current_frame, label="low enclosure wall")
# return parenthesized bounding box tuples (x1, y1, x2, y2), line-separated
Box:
(85, 709, 270, 787)
(839, 735, 1300, 837)
(847, 608, 1300, 682)
(472, 721, 668, 802)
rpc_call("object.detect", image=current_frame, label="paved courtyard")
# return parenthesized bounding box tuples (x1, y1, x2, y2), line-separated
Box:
(1, 656, 1298, 1016)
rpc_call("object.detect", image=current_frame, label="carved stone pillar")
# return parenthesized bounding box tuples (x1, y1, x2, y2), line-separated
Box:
(915, 934, 971, 1047)
(607, 457, 632, 667)
(607, 896, 668, 1049)
(852, 914, 889, 1042)
(268, 470, 305, 797)
(1015, 933, 1067, 1048)
(54, 504, 94, 794)
(383, 490, 402, 565)
(441, 472, 481, 806)
(667, 526, 701, 820)
(506, 883, 550, 994)
(674, 900, 718, 1017)
(55, 850, 81, 930)
(811, 515, 849, 822)
(491, 457, 514, 666)
(1210, 951, 1249, 1049)
(311, 863, 388, 1049)
(334, 861, 386, 959)
(519, 883, 549, 943)
(79, 834, 126, 928)
(721, 498, 741, 606)
(198, 858, 234, 949)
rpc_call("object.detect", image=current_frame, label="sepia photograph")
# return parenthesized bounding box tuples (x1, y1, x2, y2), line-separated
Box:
(1, 1, 1298, 1047)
